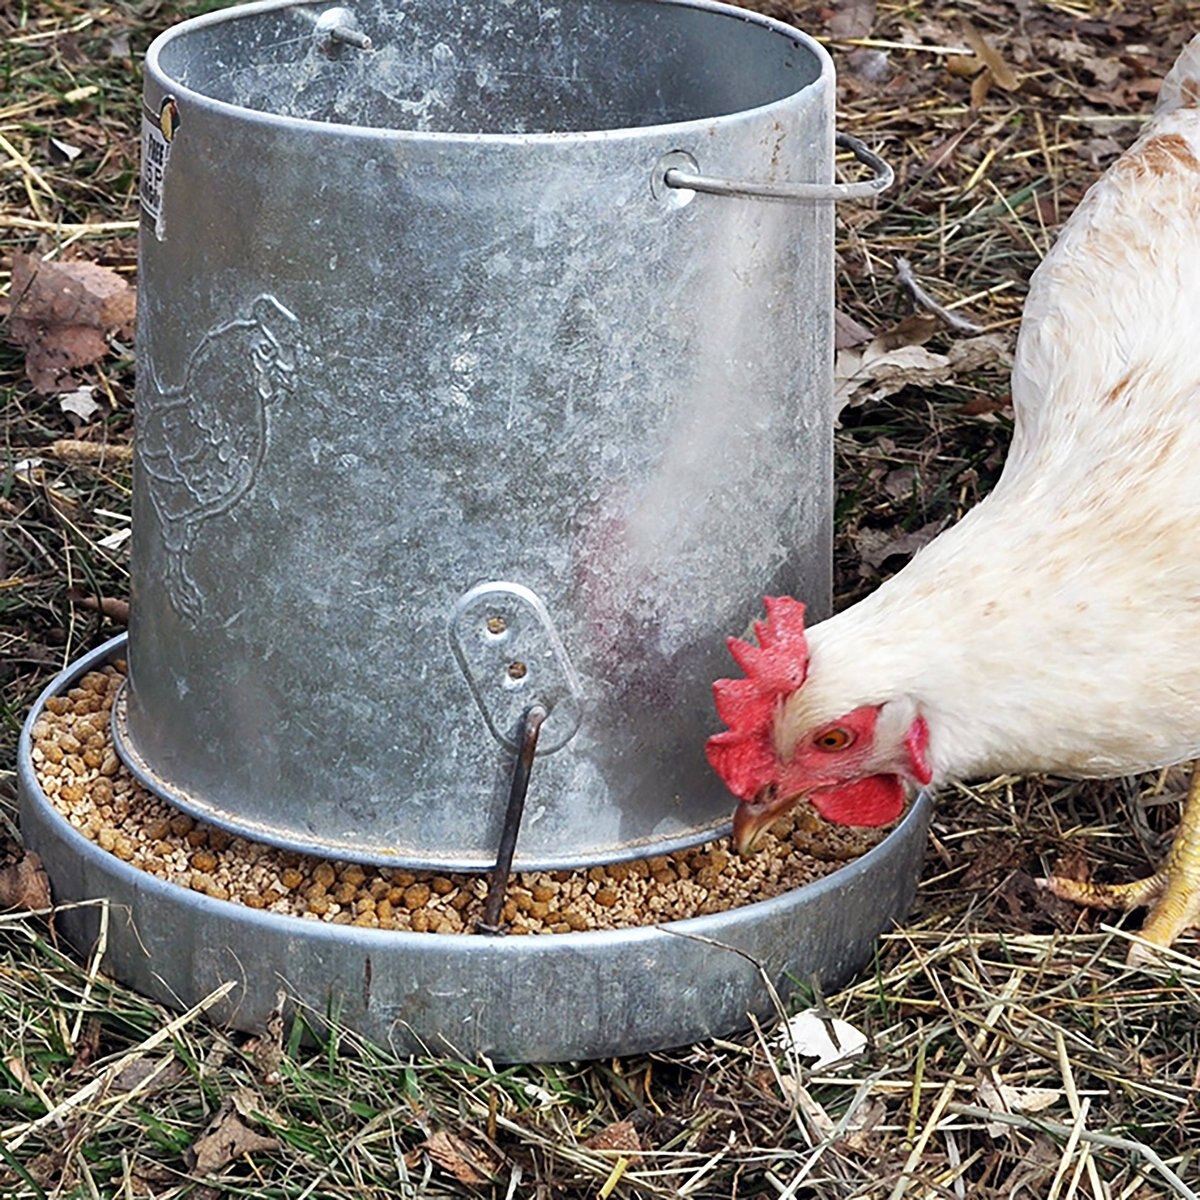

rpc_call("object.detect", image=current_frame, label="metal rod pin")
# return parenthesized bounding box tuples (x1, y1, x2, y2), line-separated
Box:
(477, 704, 548, 934)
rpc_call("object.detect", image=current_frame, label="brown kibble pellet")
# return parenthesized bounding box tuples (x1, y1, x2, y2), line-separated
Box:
(191, 850, 218, 873)
(403, 883, 431, 910)
(594, 888, 618, 908)
(314, 862, 337, 888)
(531, 883, 556, 902)
(186, 828, 208, 848)
(431, 876, 454, 895)
(169, 813, 195, 836)
(340, 864, 366, 887)
(145, 817, 171, 841)
(280, 868, 304, 891)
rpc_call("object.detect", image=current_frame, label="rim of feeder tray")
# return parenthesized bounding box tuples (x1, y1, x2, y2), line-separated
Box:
(18, 635, 933, 1060)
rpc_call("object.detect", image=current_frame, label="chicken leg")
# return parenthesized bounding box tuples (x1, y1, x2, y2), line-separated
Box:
(1042, 765, 1200, 965)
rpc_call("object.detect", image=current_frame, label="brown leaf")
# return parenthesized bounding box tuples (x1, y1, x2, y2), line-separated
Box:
(0, 852, 51, 911)
(68, 1017, 103, 1074)
(970, 68, 993, 109)
(828, 0, 875, 40)
(4, 253, 135, 393)
(945, 54, 983, 79)
(583, 1119, 642, 1155)
(68, 590, 130, 624)
(110, 1056, 187, 1094)
(962, 24, 1020, 91)
(873, 313, 938, 352)
(188, 1101, 279, 1175)
(421, 1130, 498, 1186)
(834, 308, 875, 350)
(858, 518, 950, 571)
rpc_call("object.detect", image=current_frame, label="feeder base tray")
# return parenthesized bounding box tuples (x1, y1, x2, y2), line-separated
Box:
(18, 636, 931, 1062)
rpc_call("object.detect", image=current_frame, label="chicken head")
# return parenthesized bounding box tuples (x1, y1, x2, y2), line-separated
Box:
(706, 596, 932, 853)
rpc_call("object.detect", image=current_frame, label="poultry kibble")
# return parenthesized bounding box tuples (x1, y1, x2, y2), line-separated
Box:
(31, 663, 895, 934)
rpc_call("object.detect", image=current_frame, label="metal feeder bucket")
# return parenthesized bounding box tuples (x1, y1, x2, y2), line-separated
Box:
(119, 0, 891, 873)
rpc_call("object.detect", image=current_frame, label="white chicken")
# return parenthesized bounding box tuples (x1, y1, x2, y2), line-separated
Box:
(706, 34, 1200, 962)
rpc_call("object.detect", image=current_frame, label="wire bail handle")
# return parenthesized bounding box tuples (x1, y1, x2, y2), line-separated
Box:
(663, 132, 893, 204)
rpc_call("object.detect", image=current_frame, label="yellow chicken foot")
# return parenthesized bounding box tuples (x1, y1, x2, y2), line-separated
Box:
(1041, 765, 1200, 964)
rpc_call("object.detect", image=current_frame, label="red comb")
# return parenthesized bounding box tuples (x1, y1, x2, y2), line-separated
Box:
(705, 597, 809, 800)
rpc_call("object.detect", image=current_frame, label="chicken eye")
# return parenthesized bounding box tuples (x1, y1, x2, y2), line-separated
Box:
(814, 727, 853, 751)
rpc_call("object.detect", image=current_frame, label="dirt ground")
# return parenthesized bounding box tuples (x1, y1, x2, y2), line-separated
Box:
(2, 0, 1200, 1196)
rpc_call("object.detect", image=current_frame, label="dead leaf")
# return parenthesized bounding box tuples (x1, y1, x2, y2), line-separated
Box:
(975, 1073, 1062, 1138)
(837, 1096, 888, 1152)
(858, 518, 950, 571)
(68, 1017, 103, 1074)
(583, 1119, 642, 1155)
(962, 24, 1020, 90)
(67, 590, 130, 624)
(421, 1130, 498, 1186)
(3, 253, 135, 393)
(970, 68, 993, 109)
(48, 137, 83, 163)
(835, 307, 875, 350)
(828, 0, 875, 40)
(0, 852, 51, 911)
(945, 54, 982, 79)
(59, 387, 103, 422)
(110, 1056, 186, 1093)
(836, 342, 950, 412)
(187, 1096, 280, 1174)
(948, 333, 1012, 373)
(775, 1009, 869, 1070)
(248, 990, 287, 1085)
(873, 313, 938, 352)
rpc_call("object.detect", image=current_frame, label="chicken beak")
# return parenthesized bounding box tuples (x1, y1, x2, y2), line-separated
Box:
(732, 788, 799, 855)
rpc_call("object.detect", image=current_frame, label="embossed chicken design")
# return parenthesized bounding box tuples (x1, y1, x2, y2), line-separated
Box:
(137, 295, 299, 622)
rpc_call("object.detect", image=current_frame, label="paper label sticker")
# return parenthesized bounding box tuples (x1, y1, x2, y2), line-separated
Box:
(139, 97, 179, 241)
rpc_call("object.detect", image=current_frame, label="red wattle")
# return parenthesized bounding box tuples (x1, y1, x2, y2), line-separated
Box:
(808, 774, 905, 826)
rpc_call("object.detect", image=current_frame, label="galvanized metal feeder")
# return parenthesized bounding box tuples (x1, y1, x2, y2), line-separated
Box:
(18, 0, 926, 1062)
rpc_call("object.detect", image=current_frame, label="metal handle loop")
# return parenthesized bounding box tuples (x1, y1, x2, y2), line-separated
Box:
(664, 132, 893, 204)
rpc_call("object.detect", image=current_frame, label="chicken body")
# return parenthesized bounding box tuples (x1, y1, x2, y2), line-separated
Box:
(709, 35, 1200, 958)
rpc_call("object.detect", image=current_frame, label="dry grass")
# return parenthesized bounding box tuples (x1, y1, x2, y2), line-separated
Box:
(3, 0, 1200, 1196)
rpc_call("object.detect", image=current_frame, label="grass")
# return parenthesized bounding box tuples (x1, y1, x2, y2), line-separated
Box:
(3, 0, 1200, 1196)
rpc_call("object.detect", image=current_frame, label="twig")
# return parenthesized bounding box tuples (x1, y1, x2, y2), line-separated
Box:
(896, 257, 985, 334)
